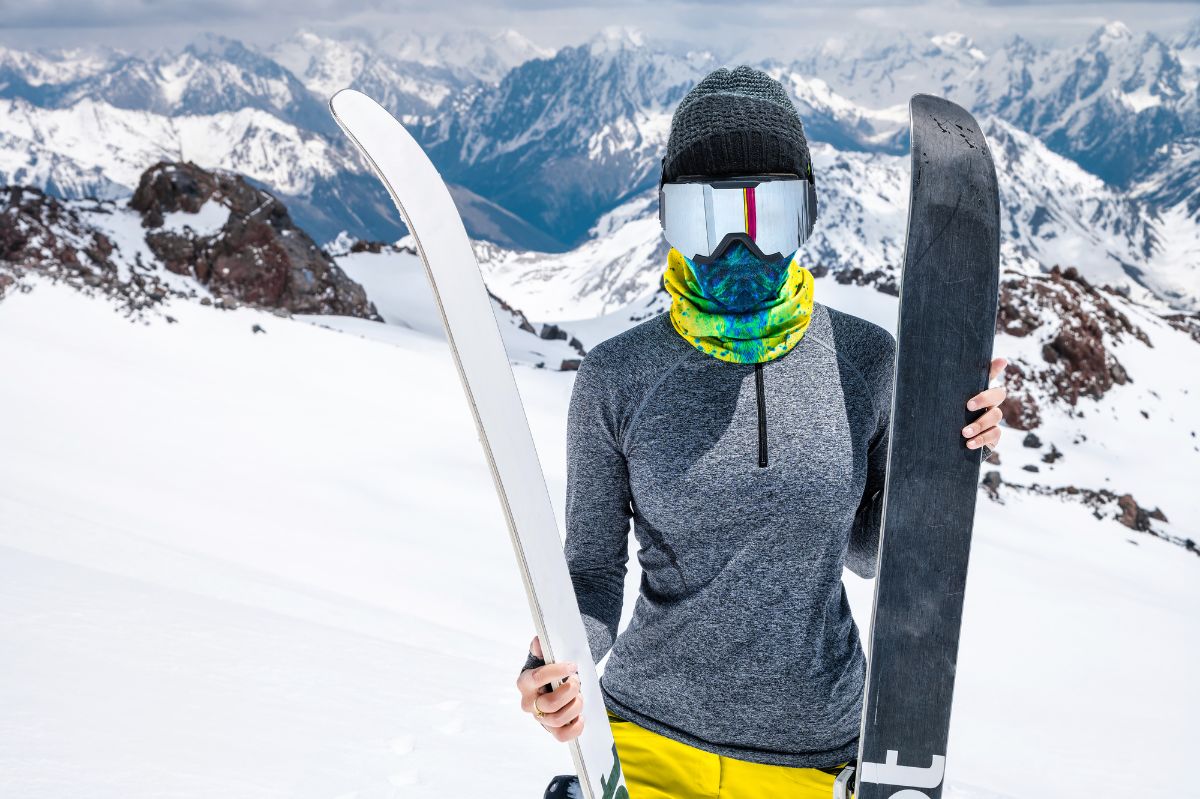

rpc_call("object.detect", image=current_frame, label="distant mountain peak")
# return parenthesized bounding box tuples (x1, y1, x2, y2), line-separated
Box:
(1002, 33, 1044, 60)
(930, 31, 987, 61)
(292, 29, 323, 46)
(588, 26, 646, 54)
(1092, 20, 1135, 45)
(181, 32, 253, 60)
(378, 27, 553, 83)
(930, 31, 973, 49)
(493, 28, 553, 56)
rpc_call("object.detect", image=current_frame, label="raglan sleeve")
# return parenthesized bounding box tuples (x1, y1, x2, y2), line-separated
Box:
(520, 343, 633, 675)
(561, 344, 634, 664)
(846, 330, 896, 580)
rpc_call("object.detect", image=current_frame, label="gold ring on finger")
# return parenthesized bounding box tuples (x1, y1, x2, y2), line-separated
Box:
(533, 695, 546, 719)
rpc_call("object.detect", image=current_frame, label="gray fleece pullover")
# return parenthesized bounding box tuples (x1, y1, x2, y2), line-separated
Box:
(550, 299, 896, 769)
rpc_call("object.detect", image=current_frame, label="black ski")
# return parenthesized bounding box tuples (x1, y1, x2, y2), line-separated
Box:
(842, 94, 1001, 799)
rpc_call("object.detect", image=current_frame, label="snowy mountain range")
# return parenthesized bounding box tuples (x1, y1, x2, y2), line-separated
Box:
(0, 21, 1198, 310)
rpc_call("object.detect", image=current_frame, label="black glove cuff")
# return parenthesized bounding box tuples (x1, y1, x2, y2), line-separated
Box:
(521, 649, 546, 676)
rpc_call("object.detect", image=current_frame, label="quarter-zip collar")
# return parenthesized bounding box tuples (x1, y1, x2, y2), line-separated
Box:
(755, 362, 768, 467)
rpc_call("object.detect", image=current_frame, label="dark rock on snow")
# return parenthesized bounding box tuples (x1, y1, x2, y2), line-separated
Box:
(131, 161, 379, 319)
(0, 186, 170, 313)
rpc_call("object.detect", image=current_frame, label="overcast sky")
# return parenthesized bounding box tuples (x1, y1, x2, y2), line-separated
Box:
(0, 0, 1196, 54)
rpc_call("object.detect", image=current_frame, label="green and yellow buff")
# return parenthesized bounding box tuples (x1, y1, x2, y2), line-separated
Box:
(663, 243, 815, 365)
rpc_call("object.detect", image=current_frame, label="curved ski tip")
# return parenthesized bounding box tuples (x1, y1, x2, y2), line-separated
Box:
(909, 93, 977, 123)
(909, 93, 952, 114)
(329, 88, 384, 124)
(329, 87, 360, 111)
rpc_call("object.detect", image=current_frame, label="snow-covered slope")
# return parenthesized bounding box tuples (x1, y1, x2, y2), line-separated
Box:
(0, 280, 578, 798)
(475, 190, 669, 320)
(329, 237, 586, 370)
(0, 266, 1195, 798)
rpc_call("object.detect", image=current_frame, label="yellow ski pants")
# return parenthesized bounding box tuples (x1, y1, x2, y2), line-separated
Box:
(609, 711, 849, 799)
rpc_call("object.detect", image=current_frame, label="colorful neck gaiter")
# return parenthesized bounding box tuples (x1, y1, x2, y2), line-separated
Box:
(664, 242, 815, 364)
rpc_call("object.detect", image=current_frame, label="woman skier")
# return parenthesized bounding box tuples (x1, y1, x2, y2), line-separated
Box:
(516, 65, 1008, 798)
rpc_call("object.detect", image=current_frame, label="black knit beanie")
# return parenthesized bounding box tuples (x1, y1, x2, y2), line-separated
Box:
(661, 65, 814, 186)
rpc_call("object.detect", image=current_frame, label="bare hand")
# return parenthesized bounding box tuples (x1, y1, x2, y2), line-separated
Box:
(962, 357, 1008, 452)
(516, 635, 585, 742)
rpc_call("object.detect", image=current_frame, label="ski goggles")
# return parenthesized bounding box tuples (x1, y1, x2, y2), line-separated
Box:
(658, 174, 817, 265)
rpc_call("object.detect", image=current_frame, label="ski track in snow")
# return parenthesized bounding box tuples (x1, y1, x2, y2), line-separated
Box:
(0, 277, 1196, 798)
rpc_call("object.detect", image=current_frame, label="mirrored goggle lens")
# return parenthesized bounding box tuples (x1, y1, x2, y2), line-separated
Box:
(660, 177, 815, 262)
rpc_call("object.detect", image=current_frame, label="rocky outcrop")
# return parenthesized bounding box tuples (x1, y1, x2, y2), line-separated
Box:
(981, 471, 1192, 556)
(130, 161, 379, 319)
(347, 239, 392, 254)
(833, 264, 899, 296)
(1, 186, 112, 288)
(538, 322, 588, 364)
(0, 186, 173, 313)
(995, 265, 1150, 429)
(994, 359, 1042, 432)
(1, 163, 381, 322)
(1163, 310, 1200, 345)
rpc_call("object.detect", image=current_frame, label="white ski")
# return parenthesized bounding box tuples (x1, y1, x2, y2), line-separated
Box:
(329, 89, 626, 799)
